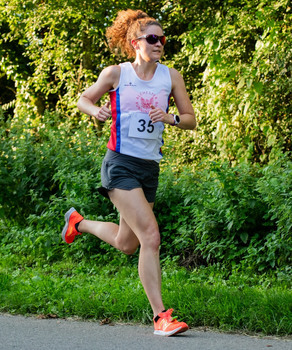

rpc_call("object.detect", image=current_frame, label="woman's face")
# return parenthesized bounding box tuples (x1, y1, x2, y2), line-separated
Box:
(134, 24, 165, 62)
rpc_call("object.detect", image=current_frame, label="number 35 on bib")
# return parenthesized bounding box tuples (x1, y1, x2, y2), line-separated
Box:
(128, 113, 163, 140)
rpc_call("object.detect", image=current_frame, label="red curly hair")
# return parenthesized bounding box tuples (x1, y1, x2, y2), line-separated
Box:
(106, 9, 163, 59)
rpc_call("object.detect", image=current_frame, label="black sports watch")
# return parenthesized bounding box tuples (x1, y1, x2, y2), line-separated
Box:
(171, 114, 180, 126)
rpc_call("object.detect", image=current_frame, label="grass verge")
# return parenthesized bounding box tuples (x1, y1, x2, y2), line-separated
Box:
(0, 259, 291, 336)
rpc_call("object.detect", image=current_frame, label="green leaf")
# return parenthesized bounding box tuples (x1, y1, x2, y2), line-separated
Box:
(253, 81, 264, 94)
(240, 233, 248, 244)
(237, 78, 245, 89)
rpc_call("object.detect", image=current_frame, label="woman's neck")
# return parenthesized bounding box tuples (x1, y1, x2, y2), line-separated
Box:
(131, 59, 158, 81)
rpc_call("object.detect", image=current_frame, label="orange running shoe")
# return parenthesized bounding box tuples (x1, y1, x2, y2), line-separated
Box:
(62, 207, 84, 244)
(153, 309, 189, 336)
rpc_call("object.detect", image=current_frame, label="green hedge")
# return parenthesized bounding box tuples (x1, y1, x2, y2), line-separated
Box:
(156, 157, 292, 271)
(0, 114, 291, 272)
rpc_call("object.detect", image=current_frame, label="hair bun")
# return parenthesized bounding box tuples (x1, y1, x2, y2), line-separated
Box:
(106, 9, 161, 59)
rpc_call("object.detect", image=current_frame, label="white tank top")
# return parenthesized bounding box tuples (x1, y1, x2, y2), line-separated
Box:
(107, 62, 172, 161)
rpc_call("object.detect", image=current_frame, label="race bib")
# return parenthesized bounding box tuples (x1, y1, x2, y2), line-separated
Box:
(128, 113, 160, 140)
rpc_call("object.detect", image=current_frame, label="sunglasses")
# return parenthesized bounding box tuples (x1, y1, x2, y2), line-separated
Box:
(135, 34, 166, 46)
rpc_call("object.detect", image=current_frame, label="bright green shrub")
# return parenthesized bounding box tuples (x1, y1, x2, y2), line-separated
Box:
(156, 156, 291, 271)
(0, 112, 112, 222)
(255, 153, 292, 268)
(1, 113, 291, 272)
(0, 112, 117, 263)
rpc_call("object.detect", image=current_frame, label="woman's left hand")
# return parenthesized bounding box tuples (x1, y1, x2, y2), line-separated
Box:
(149, 105, 172, 124)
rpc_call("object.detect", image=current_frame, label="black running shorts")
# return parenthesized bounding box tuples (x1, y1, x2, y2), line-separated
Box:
(98, 149, 160, 203)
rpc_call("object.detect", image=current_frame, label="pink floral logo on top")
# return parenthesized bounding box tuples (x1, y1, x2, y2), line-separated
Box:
(136, 91, 159, 113)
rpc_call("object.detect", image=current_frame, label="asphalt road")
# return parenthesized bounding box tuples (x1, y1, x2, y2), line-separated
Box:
(0, 313, 291, 350)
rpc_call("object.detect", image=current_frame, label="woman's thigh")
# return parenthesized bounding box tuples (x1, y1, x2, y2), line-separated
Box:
(109, 188, 159, 246)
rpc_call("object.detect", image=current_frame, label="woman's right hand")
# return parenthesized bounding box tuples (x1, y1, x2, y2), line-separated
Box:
(94, 101, 112, 122)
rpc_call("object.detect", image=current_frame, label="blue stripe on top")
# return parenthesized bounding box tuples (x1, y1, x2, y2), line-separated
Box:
(115, 88, 121, 153)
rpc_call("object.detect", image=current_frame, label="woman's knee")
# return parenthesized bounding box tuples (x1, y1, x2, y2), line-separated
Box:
(122, 245, 139, 255)
(141, 227, 161, 251)
(115, 237, 139, 255)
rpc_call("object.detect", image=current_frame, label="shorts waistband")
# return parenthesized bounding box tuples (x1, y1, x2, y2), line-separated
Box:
(105, 149, 159, 167)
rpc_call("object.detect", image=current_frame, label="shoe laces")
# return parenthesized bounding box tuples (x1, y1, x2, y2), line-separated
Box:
(160, 309, 178, 323)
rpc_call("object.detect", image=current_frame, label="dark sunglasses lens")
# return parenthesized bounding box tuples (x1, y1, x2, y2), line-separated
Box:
(145, 35, 166, 45)
(160, 36, 166, 45)
(146, 35, 159, 44)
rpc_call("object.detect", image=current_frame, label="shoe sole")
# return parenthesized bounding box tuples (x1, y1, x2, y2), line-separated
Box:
(61, 207, 76, 243)
(154, 326, 188, 337)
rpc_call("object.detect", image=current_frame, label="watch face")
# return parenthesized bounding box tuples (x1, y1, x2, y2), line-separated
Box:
(175, 115, 180, 124)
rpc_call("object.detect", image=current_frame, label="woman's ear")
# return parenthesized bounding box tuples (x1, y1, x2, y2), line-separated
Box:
(131, 39, 139, 50)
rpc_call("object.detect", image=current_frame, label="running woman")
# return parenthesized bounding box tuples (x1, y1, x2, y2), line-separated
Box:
(62, 9, 196, 336)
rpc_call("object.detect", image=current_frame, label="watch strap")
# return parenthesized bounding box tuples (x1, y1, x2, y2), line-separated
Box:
(170, 114, 180, 126)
